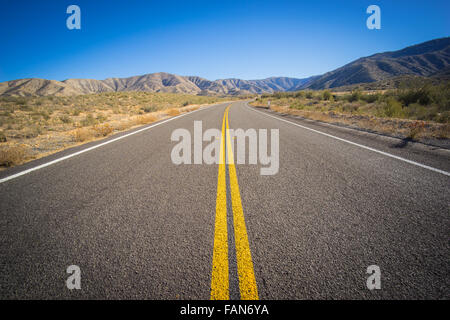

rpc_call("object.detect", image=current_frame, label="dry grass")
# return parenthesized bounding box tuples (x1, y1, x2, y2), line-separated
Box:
(257, 104, 449, 142)
(72, 128, 96, 142)
(407, 121, 425, 139)
(183, 106, 200, 112)
(0, 92, 235, 168)
(136, 114, 158, 125)
(436, 125, 450, 139)
(93, 123, 114, 137)
(111, 119, 134, 132)
(0, 144, 29, 167)
(255, 84, 450, 124)
(0, 92, 231, 145)
(166, 108, 181, 116)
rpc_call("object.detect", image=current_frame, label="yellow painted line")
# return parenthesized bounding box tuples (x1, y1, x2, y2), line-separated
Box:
(210, 108, 229, 300)
(225, 107, 259, 300)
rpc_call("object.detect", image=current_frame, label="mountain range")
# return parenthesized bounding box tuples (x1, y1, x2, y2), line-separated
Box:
(0, 37, 448, 97)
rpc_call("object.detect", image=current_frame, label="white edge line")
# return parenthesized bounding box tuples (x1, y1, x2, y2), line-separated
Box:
(247, 104, 450, 177)
(0, 103, 223, 184)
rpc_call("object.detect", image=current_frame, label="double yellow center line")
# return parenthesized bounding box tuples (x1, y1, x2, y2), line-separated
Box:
(210, 105, 258, 300)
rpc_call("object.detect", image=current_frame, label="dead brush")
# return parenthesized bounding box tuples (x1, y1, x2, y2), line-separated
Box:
(113, 120, 133, 131)
(435, 124, 450, 139)
(270, 105, 286, 113)
(407, 121, 425, 140)
(0, 144, 29, 167)
(72, 127, 95, 142)
(309, 112, 330, 122)
(93, 123, 114, 137)
(136, 114, 158, 125)
(166, 108, 181, 116)
(183, 106, 200, 112)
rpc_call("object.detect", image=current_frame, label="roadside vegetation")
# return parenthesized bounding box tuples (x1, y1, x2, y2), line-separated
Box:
(251, 81, 450, 142)
(0, 92, 234, 168)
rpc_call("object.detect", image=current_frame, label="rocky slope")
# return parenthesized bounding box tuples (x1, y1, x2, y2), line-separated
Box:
(1, 37, 448, 96)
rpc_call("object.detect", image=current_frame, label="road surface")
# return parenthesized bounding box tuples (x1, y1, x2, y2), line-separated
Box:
(1, 101, 449, 299)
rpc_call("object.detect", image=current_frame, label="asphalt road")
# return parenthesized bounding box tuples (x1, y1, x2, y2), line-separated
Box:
(1, 101, 449, 299)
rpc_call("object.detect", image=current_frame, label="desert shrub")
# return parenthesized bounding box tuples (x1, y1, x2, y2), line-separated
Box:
(19, 104, 33, 111)
(407, 121, 425, 140)
(340, 90, 362, 103)
(12, 97, 27, 105)
(322, 90, 332, 101)
(142, 105, 157, 113)
(0, 145, 28, 167)
(80, 114, 97, 126)
(397, 83, 450, 109)
(432, 84, 450, 111)
(398, 86, 432, 106)
(405, 103, 431, 120)
(382, 98, 404, 118)
(0, 131, 6, 142)
(0, 111, 12, 118)
(290, 102, 305, 110)
(294, 91, 305, 98)
(361, 93, 380, 103)
(22, 125, 42, 138)
(73, 128, 95, 142)
(272, 92, 294, 99)
(342, 103, 359, 113)
(0, 97, 10, 103)
(436, 124, 450, 139)
(136, 114, 158, 125)
(433, 111, 449, 123)
(59, 115, 72, 123)
(312, 92, 322, 101)
(93, 124, 113, 137)
(96, 114, 108, 123)
(348, 90, 362, 102)
(305, 91, 314, 99)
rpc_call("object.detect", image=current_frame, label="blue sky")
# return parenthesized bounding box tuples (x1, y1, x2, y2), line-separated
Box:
(0, 0, 448, 82)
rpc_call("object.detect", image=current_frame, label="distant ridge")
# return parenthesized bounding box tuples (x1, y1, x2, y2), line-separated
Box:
(304, 37, 450, 89)
(0, 37, 449, 96)
(0, 73, 313, 97)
